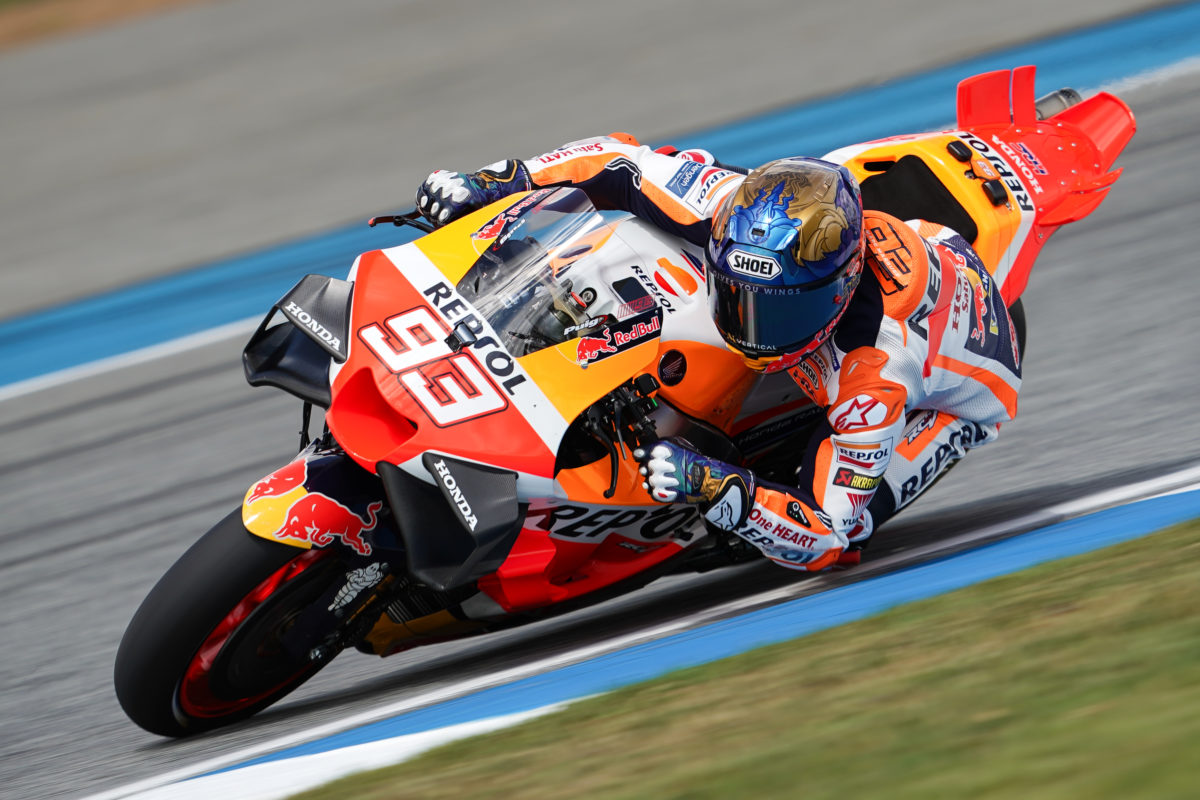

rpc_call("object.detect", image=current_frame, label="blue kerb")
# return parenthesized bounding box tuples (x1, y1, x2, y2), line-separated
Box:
(207, 487, 1200, 774)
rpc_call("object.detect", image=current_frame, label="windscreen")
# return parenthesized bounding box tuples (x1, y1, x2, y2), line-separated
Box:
(455, 188, 647, 357)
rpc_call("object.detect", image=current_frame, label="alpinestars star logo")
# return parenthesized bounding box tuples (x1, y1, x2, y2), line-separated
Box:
(832, 394, 886, 431)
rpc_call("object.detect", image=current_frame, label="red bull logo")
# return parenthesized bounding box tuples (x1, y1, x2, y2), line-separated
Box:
(472, 214, 508, 241)
(246, 458, 309, 504)
(970, 280, 989, 344)
(271, 495, 381, 556)
(471, 191, 550, 247)
(612, 315, 660, 345)
(969, 280, 1002, 345)
(576, 329, 618, 365)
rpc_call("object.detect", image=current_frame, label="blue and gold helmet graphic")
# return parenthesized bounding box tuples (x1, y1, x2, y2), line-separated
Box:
(707, 157, 863, 370)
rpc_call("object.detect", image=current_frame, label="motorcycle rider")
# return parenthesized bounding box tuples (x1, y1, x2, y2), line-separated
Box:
(415, 133, 1023, 571)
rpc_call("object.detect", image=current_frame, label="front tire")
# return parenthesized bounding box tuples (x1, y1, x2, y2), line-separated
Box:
(114, 509, 343, 737)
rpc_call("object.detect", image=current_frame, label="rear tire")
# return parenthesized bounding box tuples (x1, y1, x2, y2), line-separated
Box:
(114, 509, 342, 737)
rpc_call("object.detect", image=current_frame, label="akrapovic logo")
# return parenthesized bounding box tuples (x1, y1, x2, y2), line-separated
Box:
(284, 301, 342, 350)
(728, 249, 781, 280)
(432, 459, 478, 531)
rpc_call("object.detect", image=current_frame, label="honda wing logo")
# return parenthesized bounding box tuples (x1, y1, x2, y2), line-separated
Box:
(284, 301, 342, 351)
(728, 249, 781, 280)
(432, 459, 479, 531)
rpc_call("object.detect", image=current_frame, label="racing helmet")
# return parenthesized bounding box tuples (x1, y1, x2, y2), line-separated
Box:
(706, 157, 864, 372)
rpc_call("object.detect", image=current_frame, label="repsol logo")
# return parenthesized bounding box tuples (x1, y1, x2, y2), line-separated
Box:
(959, 133, 1035, 212)
(285, 301, 342, 350)
(432, 459, 478, 531)
(526, 503, 700, 543)
(728, 250, 781, 280)
(898, 422, 992, 505)
(424, 282, 528, 396)
(629, 264, 674, 311)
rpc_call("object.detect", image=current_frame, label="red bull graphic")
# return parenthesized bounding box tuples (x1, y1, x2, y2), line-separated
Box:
(472, 215, 507, 241)
(970, 279, 989, 344)
(270, 495, 381, 556)
(573, 309, 663, 366)
(470, 190, 552, 248)
(246, 457, 308, 504)
(963, 268, 998, 346)
(576, 330, 618, 365)
(612, 315, 660, 345)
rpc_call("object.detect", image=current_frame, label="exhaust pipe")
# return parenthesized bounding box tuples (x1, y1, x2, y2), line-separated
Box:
(1035, 88, 1083, 120)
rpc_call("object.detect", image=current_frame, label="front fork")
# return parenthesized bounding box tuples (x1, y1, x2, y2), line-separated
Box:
(241, 434, 421, 657)
(240, 435, 493, 657)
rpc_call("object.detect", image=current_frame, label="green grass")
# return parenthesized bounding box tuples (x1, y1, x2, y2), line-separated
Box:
(292, 521, 1200, 800)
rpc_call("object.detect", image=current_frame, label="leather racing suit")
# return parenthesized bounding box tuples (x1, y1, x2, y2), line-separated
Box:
(423, 134, 1024, 570)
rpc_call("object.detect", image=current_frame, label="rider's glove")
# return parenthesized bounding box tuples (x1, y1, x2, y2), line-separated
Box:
(633, 439, 754, 522)
(635, 439, 851, 572)
(415, 159, 532, 227)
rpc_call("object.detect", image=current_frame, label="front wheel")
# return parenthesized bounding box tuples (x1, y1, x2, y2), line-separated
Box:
(114, 509, 348, 737)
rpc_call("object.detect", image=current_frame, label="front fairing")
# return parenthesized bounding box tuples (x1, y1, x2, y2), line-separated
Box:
(325, 188, 714, 484)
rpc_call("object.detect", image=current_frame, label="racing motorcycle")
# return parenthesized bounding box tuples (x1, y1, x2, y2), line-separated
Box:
(114, 66, 1134, 736)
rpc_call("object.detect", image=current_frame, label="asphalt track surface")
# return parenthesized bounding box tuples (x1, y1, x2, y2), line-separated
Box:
(2, 3, 1199, 799)
(0, 0, 1179, 319)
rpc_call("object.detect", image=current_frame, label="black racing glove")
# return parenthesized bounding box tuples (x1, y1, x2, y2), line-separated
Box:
(415, 159, 532, 227)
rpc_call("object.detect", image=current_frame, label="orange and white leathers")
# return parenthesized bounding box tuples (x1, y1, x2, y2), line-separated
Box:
(785, 214, 1022, 551)
(498, 136, 1022, 568)
(518, 134, 744, 248)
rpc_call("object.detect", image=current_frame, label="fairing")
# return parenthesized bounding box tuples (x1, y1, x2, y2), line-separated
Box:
(242, 441, 395, 557)
(326, 188, 731, 481)
(827, 65, 1135, 306)
(241, 65, 1134, 624)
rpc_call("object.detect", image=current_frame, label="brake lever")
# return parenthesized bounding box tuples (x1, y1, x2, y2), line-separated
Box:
(367, 208, 436, 234)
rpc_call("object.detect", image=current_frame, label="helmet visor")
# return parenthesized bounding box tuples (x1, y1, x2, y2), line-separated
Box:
(708, 267, 849, 357)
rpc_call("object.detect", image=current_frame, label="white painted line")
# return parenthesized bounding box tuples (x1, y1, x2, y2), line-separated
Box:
(112, 704, 570, 800)
(81, 460, 1200, 800)
(80, 620, 700, 800)
(1093, 55, 1200, 95)
(862, 466, 1200, 576)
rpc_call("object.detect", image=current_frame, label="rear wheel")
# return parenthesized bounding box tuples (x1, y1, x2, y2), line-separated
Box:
(114, 509, 349, 737)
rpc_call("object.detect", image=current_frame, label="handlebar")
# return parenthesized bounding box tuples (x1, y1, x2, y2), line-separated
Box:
(368, 208, 435, 234)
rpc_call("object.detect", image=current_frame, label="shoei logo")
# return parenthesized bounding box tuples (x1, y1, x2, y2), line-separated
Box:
(728, 249, 781, 280)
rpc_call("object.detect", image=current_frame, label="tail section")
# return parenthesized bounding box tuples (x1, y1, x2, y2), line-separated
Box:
(1037, 91, 1135, 227)
(956, 66, 1136, 303)
(956, 65, 1040, 128)
(957, 66, 1135, 229)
